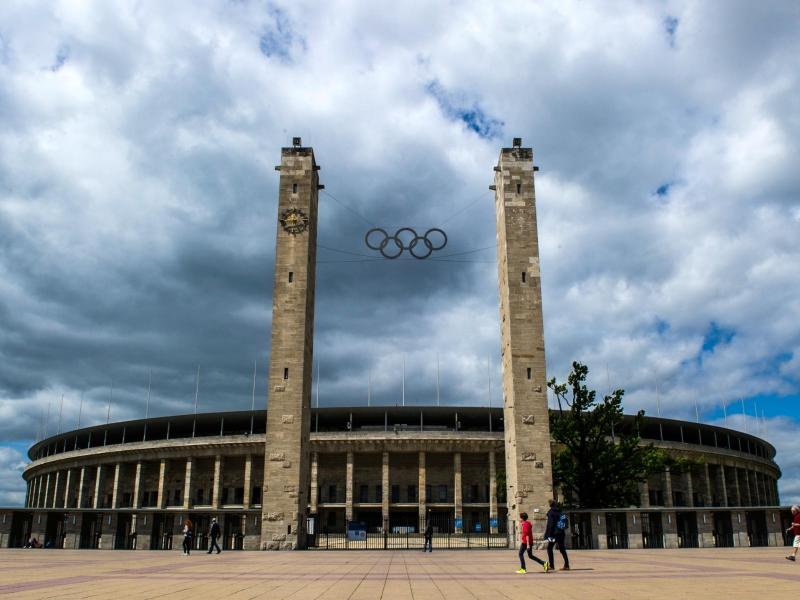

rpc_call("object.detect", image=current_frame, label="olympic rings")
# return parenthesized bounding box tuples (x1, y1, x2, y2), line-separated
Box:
(365, 227, 448, 259)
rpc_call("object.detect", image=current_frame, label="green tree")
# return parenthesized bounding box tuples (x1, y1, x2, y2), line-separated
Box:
(547, 361, 672, 508)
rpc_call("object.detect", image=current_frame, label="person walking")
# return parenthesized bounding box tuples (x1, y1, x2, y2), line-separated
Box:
(423, 515, 433, 553)
(516, 512, 549, 574)
(545, 499, 570, 571)
(208, 517, 221, 554)
(182, 519, 193, 556)
(786, 505, 800, 562)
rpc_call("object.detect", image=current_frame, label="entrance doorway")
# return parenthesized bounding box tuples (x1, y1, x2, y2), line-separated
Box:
(114, 513, 135, 549)
(676, 512, 698, 548)
(79, 513, 103, 549)
(712, 511, 734, 547)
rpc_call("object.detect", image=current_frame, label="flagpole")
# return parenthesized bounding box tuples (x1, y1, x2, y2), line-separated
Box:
(144, 369, 152, 442)
(107, 380, 113, 424)
(251, 359, 257, 434)
(146, 370, 152, 419)
(57, 393, 64, 434)
(740, 398, 746, 433)
(487, 355, 493, 432)
(401, 355, 405, 407)
(192, 365, 200, 438)
(44, 396, 51, 438)
(436, 353, 440, 407)
(367, 369, 371, 407)
(316, 361, 320, 409)
(77, 392, 83, 429)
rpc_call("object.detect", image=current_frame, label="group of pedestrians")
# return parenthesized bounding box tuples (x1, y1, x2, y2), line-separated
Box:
(181, 517, 222, 556)
(517, 499, 570, 574)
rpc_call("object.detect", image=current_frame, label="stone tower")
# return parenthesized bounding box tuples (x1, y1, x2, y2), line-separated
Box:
(261, 138, 320, 550)
(492, 138, 553, 528)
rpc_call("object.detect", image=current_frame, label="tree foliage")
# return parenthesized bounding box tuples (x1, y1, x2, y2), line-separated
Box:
(548, 362, 677, 509)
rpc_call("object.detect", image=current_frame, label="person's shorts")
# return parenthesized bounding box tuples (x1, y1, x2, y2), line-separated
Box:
(793, 535, 800, 548)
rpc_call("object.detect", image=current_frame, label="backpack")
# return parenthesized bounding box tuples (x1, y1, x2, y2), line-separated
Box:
(556, 512, 568, 531)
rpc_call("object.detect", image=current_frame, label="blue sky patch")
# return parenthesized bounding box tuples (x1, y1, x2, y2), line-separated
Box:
(51, 44, 69, 71)
(655, 181, 672, 197)
(426, 80, 504, 140)
(701, 321, 735, 352)
(664, 16, 679, 48)
(655, 318, 670, 335)
(259, 7, 299, 61)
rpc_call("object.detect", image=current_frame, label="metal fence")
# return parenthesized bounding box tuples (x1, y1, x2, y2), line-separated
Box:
(309, 516, 510, 550)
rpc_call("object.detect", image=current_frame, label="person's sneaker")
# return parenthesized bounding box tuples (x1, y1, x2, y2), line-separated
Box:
(562, 566, 571, 571)
(786, 556, 796, 561)
(543, 561, 550, 573)
(516, 568, 526, 574)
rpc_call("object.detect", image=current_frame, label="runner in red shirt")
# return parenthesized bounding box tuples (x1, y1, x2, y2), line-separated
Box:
(516, 512, 549, 573)
(787, 505, 800, 562)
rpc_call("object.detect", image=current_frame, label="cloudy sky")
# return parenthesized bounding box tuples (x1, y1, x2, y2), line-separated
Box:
(0, 0, 798, 505)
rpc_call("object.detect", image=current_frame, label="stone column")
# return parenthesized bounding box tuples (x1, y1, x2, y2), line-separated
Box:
(663, 468, 674, 508)
(51, 471, 61, 508)
(37, 475, 45, 508)
(382, 451, 390, 527)
(731, 465, 741, 506)
(76, 467, 86, 509)
(703, 463, 713, 506)
(454, 452, 463, 533)
(260, 141, 320, 551)
(640, 479, 650, 508)
(742, 469, 751, 506)
(418, 451, 426, 531)
(212, 455, 222, 508)
(111, 463, 121, 509)
(755, 471, 764, 506)
(685, 468, 695, 507)
(25, 479, 31, 507)
(719, 463, 729, 506)
(156, 459, 167, 508)
(132, 461, 143, 509)
(308, 453, 317, 514)
(244, 455, 253, 509)
(345, 451, 354, 523)
(43, 474, 51, 508)
(63, 469, 72, 508)
(489, 451, 498, 533)
(182, 458, 193, 510)
(92, 466, 102, 509)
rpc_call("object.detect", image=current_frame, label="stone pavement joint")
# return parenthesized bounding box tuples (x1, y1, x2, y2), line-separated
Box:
(0, 548, 798, 599)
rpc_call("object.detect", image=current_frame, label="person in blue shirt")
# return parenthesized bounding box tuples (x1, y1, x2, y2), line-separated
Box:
(544, 499, 570, 571)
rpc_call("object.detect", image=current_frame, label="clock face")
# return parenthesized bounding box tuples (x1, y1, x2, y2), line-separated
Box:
(280, 208, 309, 234)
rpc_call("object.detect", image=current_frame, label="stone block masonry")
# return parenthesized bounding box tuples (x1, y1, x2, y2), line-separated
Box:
(493, 140, 553, 529)
(261, 141, 320, 550)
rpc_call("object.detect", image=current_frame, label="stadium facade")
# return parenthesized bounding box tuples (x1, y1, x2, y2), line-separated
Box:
(2, 140, 792, 550)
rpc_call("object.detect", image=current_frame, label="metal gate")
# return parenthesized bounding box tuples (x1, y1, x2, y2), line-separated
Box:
(309, 514, 510, 550)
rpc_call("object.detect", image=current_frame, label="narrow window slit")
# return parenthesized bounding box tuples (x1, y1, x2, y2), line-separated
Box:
(526, 368, 532, 380)
(288, 271, 294, 283)
(521, 272, 526, 283)
(283, 368, 289, 380)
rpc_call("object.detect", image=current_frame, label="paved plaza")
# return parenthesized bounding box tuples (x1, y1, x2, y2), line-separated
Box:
(0, 548, 798, 599)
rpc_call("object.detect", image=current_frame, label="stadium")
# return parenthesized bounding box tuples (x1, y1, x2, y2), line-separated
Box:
(3, 405, 792, 551)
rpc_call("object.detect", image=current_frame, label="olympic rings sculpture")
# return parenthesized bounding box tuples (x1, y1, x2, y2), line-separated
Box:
(365, 227, 448, 259)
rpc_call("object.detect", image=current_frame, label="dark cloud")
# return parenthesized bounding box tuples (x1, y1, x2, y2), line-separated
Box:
(0, 0, 798, 504)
